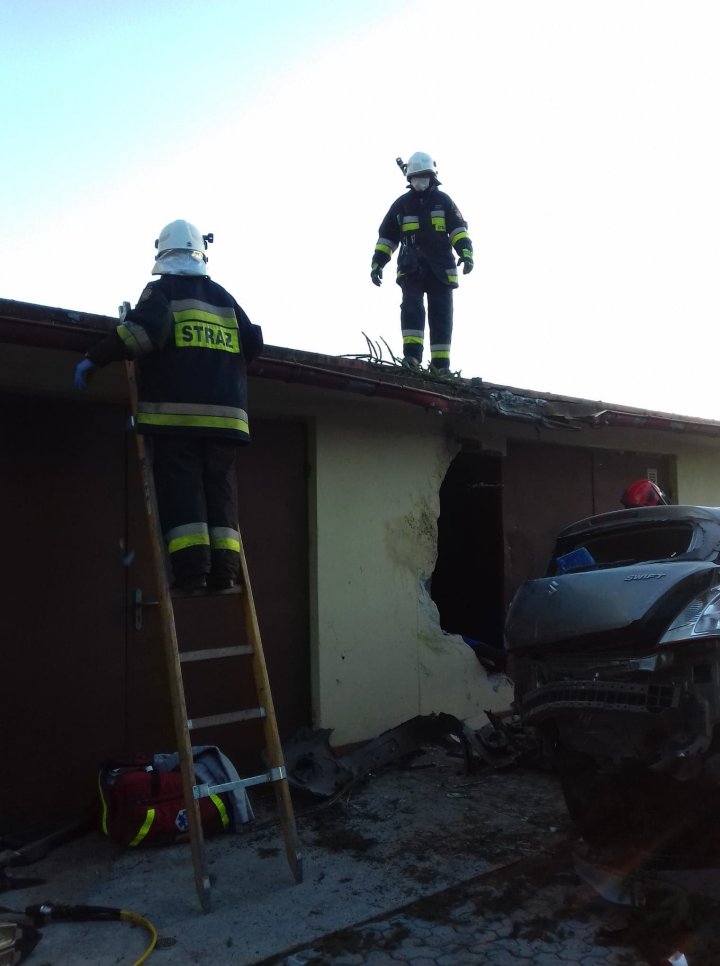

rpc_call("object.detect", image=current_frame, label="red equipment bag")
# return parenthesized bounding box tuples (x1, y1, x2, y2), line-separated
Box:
(98, 758, 232, 847)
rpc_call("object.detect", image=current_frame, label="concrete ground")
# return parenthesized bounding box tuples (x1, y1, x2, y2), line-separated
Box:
(2, 743, 707, 965)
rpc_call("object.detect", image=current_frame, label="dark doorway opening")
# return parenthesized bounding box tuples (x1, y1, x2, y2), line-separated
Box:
(431, 450, 505, 648)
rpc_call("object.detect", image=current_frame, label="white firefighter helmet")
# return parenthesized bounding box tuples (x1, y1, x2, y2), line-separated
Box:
(155, 220, 210, 259)
(405, 151, 437, 179)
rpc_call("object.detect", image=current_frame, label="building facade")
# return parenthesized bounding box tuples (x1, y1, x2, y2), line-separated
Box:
(3, 298, 720, 829)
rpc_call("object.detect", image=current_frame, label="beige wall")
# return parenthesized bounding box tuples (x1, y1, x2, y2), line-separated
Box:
(310, 405, 515, 744)
(251, 377, 720, 744)
(252, 382, 512, 744)
(674, 440, 720, 506)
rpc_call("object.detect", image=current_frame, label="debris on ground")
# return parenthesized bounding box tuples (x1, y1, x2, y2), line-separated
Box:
(281, 711, 541, 804)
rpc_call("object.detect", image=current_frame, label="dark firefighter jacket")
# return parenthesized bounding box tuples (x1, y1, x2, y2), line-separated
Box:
(86, 274, 263, 443)
(372, 185, 473, 288)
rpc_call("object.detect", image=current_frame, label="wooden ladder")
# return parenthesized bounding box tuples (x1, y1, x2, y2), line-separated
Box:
(127, 363, 303, 912)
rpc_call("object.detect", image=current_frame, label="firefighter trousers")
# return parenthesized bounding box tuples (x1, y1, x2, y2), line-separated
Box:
(400, 271, 453, 369)
(150, 435, 241, 585)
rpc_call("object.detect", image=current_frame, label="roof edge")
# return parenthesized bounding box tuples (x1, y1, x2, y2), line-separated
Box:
(3, 297, 720, 437)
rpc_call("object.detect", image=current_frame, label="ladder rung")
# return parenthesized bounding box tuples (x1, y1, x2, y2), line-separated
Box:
(180, 645, 253, 663)
(187, 708, 266, 730)
(193, 766, 287, 799)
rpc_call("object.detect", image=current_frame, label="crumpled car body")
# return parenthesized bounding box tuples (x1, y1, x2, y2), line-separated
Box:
(504, 504, 720, 844)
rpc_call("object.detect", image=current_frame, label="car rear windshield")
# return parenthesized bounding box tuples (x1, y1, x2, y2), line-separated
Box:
(550, 521, 695, 574)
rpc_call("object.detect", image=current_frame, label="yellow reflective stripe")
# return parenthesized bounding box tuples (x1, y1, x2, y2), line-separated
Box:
(137, 412, 249, 433)
(98, 775, 109, 837)
(168, 533, 211, 554)
(431, 350, 451, 359)
(450, 229, 469, 243)
(210, 794, 230, 830)
(402, 221, 419, 231)
(447, 274, 458, 284)
(118, 321, 153, 354)
(211, 537, 240, 552)
(116, 326, 137, 350)
(375, 236, 396, 254)
(173, 309, 237, 327)
(129, 808, 155, 846)
(431, 216, 446, 231)
(403, 336, 424, 345)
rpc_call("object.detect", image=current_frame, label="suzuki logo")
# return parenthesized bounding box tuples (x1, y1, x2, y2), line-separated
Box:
(624, 573, 666, 581)
(548, 580, 560, 595)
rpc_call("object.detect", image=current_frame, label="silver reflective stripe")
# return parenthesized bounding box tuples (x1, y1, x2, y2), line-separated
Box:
(209, 526, 240, 541)
(449, 227, 467, 242)
(210, 526, 240, 552)
(401, 329, 425, 338)
(171, 299, 237, 319)
(402, 215, 418, 224)
(377, 236, 397, 252)
(431, 209, 445, 217)
(139, 401, 248, 422)
(430, 344, 452, 352)
(165, 522, 209, 542)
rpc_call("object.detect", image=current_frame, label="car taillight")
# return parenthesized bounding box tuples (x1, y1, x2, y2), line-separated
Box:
(660, 586, 720, 643)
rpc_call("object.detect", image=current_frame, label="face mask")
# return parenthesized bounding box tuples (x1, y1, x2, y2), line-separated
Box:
(410, 176, 430, 192)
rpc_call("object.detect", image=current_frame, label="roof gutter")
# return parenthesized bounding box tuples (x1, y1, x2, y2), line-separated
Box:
(592, 408, 720, 439)
(250, 356, 470, 414)
(0, 305, 112, 353)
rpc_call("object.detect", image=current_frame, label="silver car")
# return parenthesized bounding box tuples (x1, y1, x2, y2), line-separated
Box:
(505, 504, 720, 848)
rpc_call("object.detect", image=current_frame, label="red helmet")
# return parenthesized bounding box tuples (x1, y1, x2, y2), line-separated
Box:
(621, 479, 668, 508)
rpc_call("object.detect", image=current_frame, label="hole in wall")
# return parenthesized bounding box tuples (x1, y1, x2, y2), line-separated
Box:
(430, 450, 505, 648)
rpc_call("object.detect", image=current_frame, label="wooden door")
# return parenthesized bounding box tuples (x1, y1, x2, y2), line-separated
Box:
(1, 395, 128, 833)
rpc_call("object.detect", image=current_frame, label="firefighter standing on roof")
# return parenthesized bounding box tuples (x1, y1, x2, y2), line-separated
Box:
(73, 220, 263, 593)
(370, 151, 473, 376)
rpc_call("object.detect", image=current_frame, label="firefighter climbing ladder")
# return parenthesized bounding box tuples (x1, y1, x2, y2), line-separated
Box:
(126, 363, 303, 912)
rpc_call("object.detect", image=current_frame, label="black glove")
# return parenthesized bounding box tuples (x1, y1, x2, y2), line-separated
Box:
(370, 265, 383, 287)
(458, 255, 474, 275)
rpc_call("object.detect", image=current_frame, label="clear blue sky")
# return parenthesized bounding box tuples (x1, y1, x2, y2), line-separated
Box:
(3, 0, 720, 418)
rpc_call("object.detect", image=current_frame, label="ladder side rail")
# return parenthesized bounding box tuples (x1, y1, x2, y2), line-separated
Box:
(126, 362, 212, 911)
(236, 536, 303, 882)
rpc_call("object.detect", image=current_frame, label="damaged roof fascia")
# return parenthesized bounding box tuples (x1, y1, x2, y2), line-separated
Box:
(4, 297, 720, 440)
(0, 298, 115, 352)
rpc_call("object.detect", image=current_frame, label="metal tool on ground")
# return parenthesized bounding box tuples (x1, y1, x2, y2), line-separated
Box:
(0, 907, 41, 965)
(126, 362, 303, 912)
(0, 818, 92, 894)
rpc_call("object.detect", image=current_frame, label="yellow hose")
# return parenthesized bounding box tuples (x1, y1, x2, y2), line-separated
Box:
(120, 910, 158, 965)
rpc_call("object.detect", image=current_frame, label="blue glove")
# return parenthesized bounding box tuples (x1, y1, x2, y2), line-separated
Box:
(458, 255, 474, 275)
(370, 265, 383, 287)
(74, 358, 95, 390)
